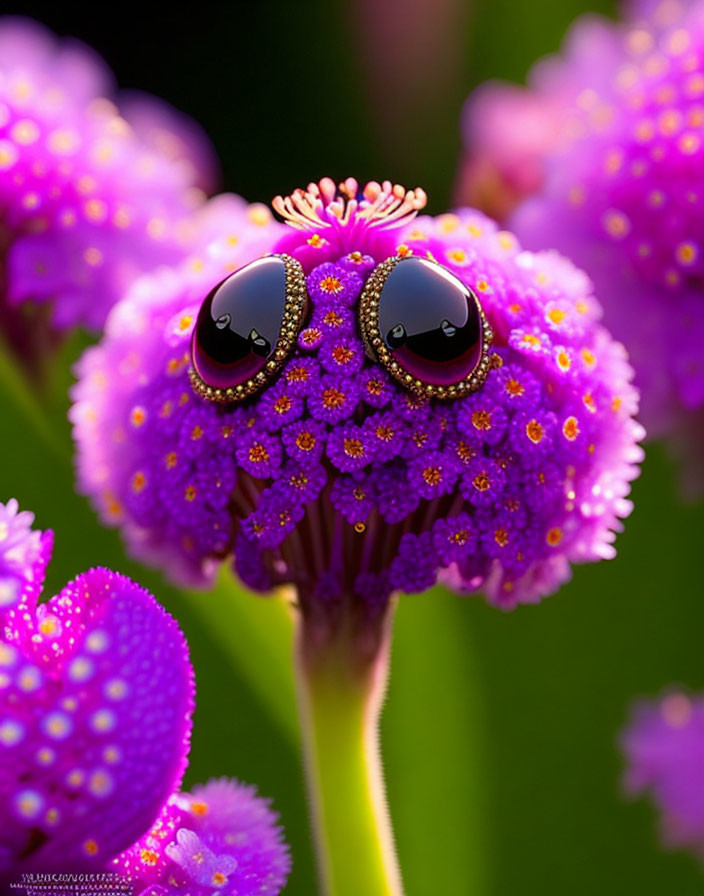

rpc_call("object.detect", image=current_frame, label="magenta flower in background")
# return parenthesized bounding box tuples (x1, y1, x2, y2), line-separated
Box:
(0, 17, 215, 372)
(460, 1, 704, 489)
(623, 691, 704, 859)
(0, 498, 193, 872)
(456, 81, 563, 223)
(0, 499, 290, 894)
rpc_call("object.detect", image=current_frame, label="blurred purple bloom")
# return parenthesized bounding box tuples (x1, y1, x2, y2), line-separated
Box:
(72, 178, 643, 612)
(457, 81, 562, 222)
(116, 779, 291, 896)
(623, 691, 704, 858)
(118, 90, 220, 196)
(0, 500, 194, 872)
(460, 2, 704, 487)
(0, 16, 215, 358)
(0, 500, 290, 893)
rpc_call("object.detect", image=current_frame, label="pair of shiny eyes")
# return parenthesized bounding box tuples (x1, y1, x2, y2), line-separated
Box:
(189, 252, 494, 403)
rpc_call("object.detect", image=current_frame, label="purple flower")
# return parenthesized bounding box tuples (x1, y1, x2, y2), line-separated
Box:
(0, 500, 290, 893)
(0, 500, 193, 872)
(360, 368, 394, 409)
(115, 779, 291, 896)
(72, 178, 643, 611)
(327, 423, 376, 473)
(0, 16, 215, 364)
(330, 472, 375, 526)
(319, 333, 365, 376)
(236, 430, 282, 479)
(307, 262, 363, 308)
(622, 691, 704, 859)
(460, 3, 704, 486)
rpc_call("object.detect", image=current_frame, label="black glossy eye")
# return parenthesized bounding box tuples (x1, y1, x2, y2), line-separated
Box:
(359, 255, 493, 399)
(190, 254, 307, 402)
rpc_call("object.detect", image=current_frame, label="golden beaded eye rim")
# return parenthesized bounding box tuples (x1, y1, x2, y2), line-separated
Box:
(358, 255, 496, 400)
(189, 254, 308, 403)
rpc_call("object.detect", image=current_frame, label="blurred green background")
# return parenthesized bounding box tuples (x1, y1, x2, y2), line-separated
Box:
(3, 0, 704, 893)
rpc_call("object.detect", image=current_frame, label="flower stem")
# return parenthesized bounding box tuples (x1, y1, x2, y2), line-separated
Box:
(295, 599, 403, 896)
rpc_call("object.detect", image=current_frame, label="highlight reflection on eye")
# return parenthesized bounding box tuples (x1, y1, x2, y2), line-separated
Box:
(189, 254, 308, 402)
(359, 255, 494, 399)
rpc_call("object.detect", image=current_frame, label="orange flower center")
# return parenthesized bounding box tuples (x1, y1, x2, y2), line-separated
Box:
(274, 395, 293, 414)
(471, 410, 492, 430)
(343, 438, 364, 458)
(450, 529, 470, 545)
(505, 378, 524, 396)
(320, 275, 343, 293)
(296, 432, 316, 451)
(525, 420, 544, 443)
(423, 467, 442, 486)
(332, 345, 354, 364)
(288, 365, 310, 383)
(562, 417, 579, 440)
(324, 311, 343, 327)
(322, 388, 346, 409)
(473, 473, 491, 491)
(249, 444, 269, 463)
(546, 527, 563, 546)
(494, 529, 509, 547)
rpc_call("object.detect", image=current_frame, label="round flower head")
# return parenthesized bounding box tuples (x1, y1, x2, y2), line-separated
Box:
(116, 778, 291, 895)
(0, 16, 214, 357)
(622, 691, 704, 859)
(0, 500, 194, 873)
(72, 178, 643, 613)
(461, 2, 704, 484)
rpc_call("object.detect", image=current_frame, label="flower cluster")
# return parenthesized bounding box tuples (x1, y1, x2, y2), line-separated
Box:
(461, 1, 704, 477)
(0, 500, 290, 894)
(117, 779, 291, 896)
(72, 178, 643, 611)
(0, 16, 213, 345)
(622, 690, 704, 859)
